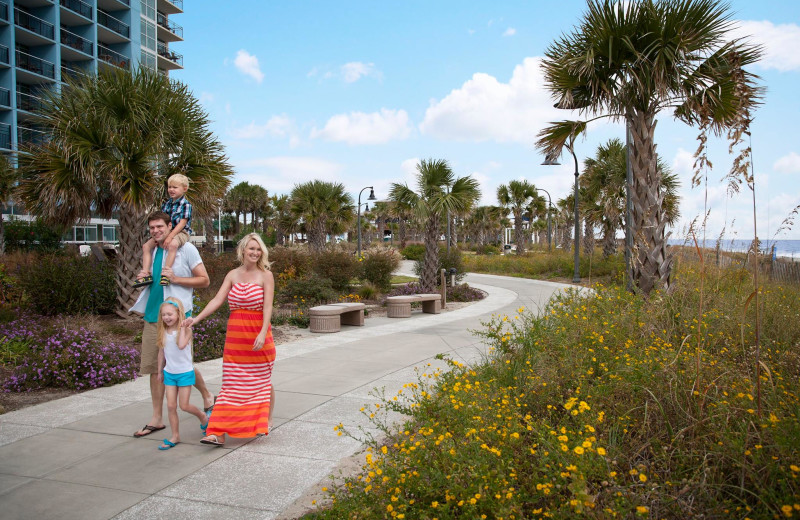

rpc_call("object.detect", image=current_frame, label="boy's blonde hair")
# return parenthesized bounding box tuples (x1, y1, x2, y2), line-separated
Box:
(167, 173, 190, 189)
(236, 232, 272, 271)
(157, 297, 186, 348)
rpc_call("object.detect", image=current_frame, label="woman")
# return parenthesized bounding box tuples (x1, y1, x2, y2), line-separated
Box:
(183, 233, 275, 446)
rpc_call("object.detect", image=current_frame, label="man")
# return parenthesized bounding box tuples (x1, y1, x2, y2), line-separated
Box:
(130, 211, 214, 437)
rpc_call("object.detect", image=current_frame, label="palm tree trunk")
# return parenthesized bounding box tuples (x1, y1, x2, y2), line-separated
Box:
(583, 220, 594, 256)
(601, 223, 617, 258)
(117, 208, 147, 315)
(420, 215, 439, 292)
(514, 213, 525, 255)
(203, 217, 215, 252)
(399, 219, 407, 249)
(629, 111, 672, 295)
(309, 219, 326, 252)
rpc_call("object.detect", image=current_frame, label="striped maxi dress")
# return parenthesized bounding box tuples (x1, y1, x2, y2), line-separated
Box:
(206, 282, 275, 438)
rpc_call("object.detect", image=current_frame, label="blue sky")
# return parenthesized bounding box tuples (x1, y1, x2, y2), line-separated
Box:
(173, 1, 800, 241)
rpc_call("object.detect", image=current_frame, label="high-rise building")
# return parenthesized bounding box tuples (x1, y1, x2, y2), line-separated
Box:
(0, 0, 184, 152)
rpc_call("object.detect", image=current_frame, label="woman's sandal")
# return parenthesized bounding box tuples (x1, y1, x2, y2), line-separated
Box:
(132, 275, 154, 288)
(200, 434, 224, 446)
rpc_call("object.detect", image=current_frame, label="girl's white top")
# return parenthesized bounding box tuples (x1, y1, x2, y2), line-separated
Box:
(163, 330, 194, 374)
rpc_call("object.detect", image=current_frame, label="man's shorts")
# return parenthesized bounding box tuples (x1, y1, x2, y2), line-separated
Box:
(163, 369, 196, 387)
(171, 231, 190, 248)
(139, 322, 159, 375)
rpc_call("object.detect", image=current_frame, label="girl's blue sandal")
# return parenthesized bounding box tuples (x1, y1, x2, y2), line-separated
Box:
(158, 439, 178, 450)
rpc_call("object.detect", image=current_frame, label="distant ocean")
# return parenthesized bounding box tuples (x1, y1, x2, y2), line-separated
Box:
(668, 238, 800, 260)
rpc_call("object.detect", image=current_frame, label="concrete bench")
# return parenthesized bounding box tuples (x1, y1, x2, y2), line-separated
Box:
(386, 293, 442, 318)
(308, 302, 366, 333)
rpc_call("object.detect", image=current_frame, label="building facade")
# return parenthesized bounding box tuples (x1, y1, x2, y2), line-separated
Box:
(0, 0, 184, 245)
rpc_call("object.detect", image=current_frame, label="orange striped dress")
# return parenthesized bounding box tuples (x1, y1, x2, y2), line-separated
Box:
(206, 282, 275, 438)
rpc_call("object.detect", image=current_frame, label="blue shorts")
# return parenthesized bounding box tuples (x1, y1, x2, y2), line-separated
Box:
(163, 369, 196, 387)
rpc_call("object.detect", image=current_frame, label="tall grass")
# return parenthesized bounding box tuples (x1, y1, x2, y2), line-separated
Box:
(306, 260, 800, 519)
(464, 249, 624, 284)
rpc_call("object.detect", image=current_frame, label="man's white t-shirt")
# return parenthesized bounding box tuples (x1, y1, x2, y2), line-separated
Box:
(129, 242, 203, 317)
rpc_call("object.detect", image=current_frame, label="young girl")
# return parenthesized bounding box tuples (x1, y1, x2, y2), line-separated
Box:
(156, 297, 208, 450)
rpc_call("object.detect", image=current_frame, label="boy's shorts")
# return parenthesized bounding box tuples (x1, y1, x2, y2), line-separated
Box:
(163, 369, 196, 387)
(171, 231, 190, 248)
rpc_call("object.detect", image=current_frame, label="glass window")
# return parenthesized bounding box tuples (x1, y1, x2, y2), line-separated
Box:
(140, 19, 156, 51)
(85, 227, 97, 242)
(140, 49, 156, 69)
(103, 226, 116, 242)
(75, 227, 84, 241)
(140, 0, 155, 21)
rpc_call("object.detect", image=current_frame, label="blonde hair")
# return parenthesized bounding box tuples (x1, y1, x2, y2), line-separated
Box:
(167, 173, 189, 189)
(156, 297, 186, 349)
(236, 232, 271, 271)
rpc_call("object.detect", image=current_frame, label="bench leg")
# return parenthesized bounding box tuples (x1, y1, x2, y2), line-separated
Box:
(340, 309, 364, 326)
(387, 302, 412, 318)
(310, 315, 341, 333)
(421, 299, 441, 314)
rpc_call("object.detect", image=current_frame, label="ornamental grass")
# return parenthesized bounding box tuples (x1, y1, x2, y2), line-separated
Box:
(307, 260, 800, 519)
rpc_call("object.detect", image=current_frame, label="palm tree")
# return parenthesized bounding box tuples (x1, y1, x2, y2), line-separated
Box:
(497, 180, 537, 255)
(290, 180, 353, 252)
(17, 68, 232, 312)
(386, 195, 414, 249)
(0, 154, 19, 255)
(271, 194, 294, 245)
(537, 0, 762, 295)
(390, 159, 480, 292)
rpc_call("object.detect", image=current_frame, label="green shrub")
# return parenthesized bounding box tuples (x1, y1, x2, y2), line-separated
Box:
(269, 246, 312, 279)
(476, 244, 501, 255)
(17, 253, 116, 315)
(233, 225, 271, 247)
(279, 274, 338, 306)
(4, 218, 63, 253)
(357, 282, 379, 300)
(359, 248, 400, 292)
(446, 283, 485, 302)
(312, 249, 359, 292)
(400, 243, 425, 261)
(413, 246, 466, 284)
(197, 251, 240, 303)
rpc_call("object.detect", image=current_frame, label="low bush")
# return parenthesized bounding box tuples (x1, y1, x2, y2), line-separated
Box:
(475, 244, 501, 255)
(464, 249, 625, 283)
(400, 243, 425, 261)
(357, 282, 379, 301)
(312, 249, 359, 292)
(197, 251, 240, 303)
(385, 281, 423, 298)
(3, 218, 63, 253)
(446, 283, 485, 302)
(269, 246, 312, 279)
(1, 313, 138, 391)
(191, 304, 229, 362)
(17, 253, 116, 315)
(279, 274, 338, 306)
(359, 248, 401, 292)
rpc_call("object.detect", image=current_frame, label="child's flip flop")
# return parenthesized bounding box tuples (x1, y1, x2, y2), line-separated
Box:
(158, 439, 178, 450)
(132, 275, 153, 288)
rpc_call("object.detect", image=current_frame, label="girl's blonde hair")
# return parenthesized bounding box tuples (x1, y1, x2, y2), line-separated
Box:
(167, 173, 190, 189)
(236, 232, 271, 271)
(156, 297, 186, 349)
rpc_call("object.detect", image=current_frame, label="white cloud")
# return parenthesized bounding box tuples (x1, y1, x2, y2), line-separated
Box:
(341, 62, 380, 83)
(732, 21, 800, 72)
(311, 109, 412, 145)
(503, 27, 516, 37)
(774, 152, 800, 174)
(233, 49, 264, 83)
(231, 115, 293, 140)
(199, 92, 214, 104)
(238, 157, 343, 193)
(420, 57, 568, 144)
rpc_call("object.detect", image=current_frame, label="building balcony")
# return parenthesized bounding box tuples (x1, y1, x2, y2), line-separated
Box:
(156, 12, 182, 41)
(0, 2, 9, 24)
(61, 61, 89, 82)
(156, 42, 182, 70)
(0, 87, 10, 108)
(98, 0, 129, 9)
(158, 0, 182, 15)
(98, 44, 129, 70)
(17, 91, 45, 113)
(0, 123, 10, 150)
(0, 44, 9, 66)
(98, 9, 129, 40)
(16, 50, 56, 80)
(60, 0, 92, 23)
(14, 8, 55, 42)
(61, 27, 93, 56)
(17, 125, 49, 147)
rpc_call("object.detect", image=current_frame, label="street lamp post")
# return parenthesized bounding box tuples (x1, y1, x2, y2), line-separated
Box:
(542, 148, 581, 283)
(357, 186, 376, 257)
(535, 187, 553, 252)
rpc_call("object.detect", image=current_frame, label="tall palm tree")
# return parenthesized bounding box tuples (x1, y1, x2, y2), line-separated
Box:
(0, 154, 19, 255)
(537, 0, 762, 295)
(523, 193, 548, 249)
(290, 180, 353, 252)
(386, 195, 414, 249)
(390, 159, 480, 292)
(17, 68, 232, 312)
(271, 194, 294, 245)
(497, 180, 537, 255)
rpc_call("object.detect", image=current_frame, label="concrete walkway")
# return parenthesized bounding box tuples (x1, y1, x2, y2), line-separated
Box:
(0, 265, 576, 519)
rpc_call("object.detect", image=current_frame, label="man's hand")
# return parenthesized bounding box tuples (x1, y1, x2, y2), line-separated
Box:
(161, 266, 174, 283)
(157, 371, 164, 383)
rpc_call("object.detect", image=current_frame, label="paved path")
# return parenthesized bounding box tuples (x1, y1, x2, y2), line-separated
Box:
(0, 265, 576, 519)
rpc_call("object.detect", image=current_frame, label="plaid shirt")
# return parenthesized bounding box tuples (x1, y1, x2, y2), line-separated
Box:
(161, 195, 193, 235)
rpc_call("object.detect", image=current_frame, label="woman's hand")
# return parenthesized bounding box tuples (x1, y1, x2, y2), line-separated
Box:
(253, 331, 267, 351)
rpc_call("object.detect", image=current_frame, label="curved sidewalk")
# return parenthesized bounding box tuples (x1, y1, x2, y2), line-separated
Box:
(0, 270, 576, 520)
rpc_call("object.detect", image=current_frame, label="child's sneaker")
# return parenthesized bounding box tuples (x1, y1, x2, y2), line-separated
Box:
(133, 275, 153, 288)
(159, 275, 171, 286)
